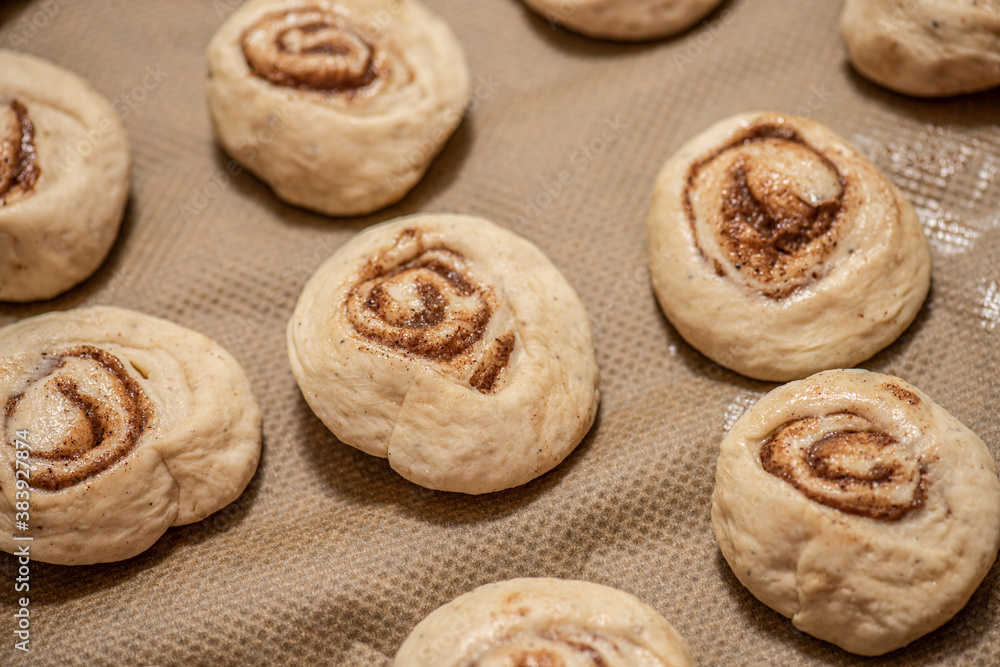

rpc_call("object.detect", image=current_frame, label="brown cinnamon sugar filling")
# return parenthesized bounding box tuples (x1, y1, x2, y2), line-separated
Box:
(685, 123, 847, 299)
(468, 629, 626, 665)
(0, 98, 40, 205)
(469, 332, 515, 394)
(346, 230, 515, 394)
(720, 155, 840, 261)
(242, 9, 385, 93)
(760, 414, 925, 520)
(4, 345, 152, 491)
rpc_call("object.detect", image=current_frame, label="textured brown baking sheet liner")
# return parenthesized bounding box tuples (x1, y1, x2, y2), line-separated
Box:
(2, 0, 999, 664)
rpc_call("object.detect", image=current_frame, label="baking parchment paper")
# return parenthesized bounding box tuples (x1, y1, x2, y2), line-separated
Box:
(1, 0, 998, 664)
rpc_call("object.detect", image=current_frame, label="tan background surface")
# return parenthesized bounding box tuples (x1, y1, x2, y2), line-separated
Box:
(1, 0, 999, 664)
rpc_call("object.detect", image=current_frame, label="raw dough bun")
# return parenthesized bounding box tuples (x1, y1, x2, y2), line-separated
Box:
(395, 578, 695, 666)
(522, 0, 724, 41)
(646, 112, 930, 382)
(287, 213, 600, 494)
(0, 50, 129, 302)
(712, 369, 1000, 656)
(206, 0, 471, 216)
(0, 306, 262, 565)
(840, 0, 1000, 97)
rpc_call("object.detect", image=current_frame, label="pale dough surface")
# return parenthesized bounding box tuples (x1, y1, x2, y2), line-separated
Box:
(395, 577, 695, 666)
(206, 0, 470, 216)
(841, 0, 1000, 97)
(287, 213, 599, 494)
(712, 369, 1000, 656)
(522, 0, 724, 40)
(0, 306, 262, 565)
(647, 111, 930, 382)
(0, 49, 129, 302)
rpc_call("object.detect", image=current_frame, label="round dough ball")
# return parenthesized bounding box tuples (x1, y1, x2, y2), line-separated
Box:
(712, 369, 1000, 656)
(395, 578, 695, 666)
(840, 0, 1000, 97)
(206, 0, 471, 216)
(0, 50, 130, 302)
(646, 112, 930, 382)
(287, 213, 600, 494)
(0, 306, 262, 565)
(521, 0, 724, 41)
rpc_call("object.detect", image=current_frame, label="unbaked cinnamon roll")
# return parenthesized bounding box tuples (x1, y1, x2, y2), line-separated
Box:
(395, 578, 695, 666)
(521, 0, 724, 41)
(206, 0, 470, 216)
(712, 369, 1000, 656)
(0, 50, 130, 302)
(647, 112, 931, 382)
(287, 213, 600, 494)
(0, 306, 262, 565)
(841, 0, 1000, 97)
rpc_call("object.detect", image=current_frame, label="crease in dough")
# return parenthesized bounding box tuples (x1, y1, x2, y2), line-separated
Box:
(0, 50, 130, 302)
(288, 213, 599, 494)
(394, 578, 696, 666)
(0, 306, 263, 565)
(713, 369, 1000, 655)
(647, 112, 930, 381)
(206, 0, 471, 216)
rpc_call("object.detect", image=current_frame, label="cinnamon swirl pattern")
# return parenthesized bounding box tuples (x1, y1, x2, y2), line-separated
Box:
(345, 241, 515, 393)
(206, 0, 470, 216)
(759, 412, 926, 521)
(0, 50, 130, 302)
(647, 112, 931, 381)
(242, 9, 386, 93)
(394, 578, 695, 666)
(841, 0, 1000, 97)
(712, 370, 1000, 656)
(0, 98, 39, 205)
(0, 307, 262, 565)
(288, 214, 599, 494)
(7, 345, 153, 493)
(521, 0, 724, 41)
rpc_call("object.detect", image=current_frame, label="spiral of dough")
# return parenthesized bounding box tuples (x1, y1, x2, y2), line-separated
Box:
(0, 306, 262, 565)
(242, 9, 387, 93)
(0, 98, 40, 204)
(288, 214, 599, 493)
(394, 578, 695, 666)
(346, 238, 515, 394)
(0, 50, 130, 302)
(712, 369, 1000, 655)
(207, 0, 471, 216)
(4, 345, 152, 492)
(647, 112, 931, 381)
(759, 411, 924, 521)
(684, 123, 849, 299)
